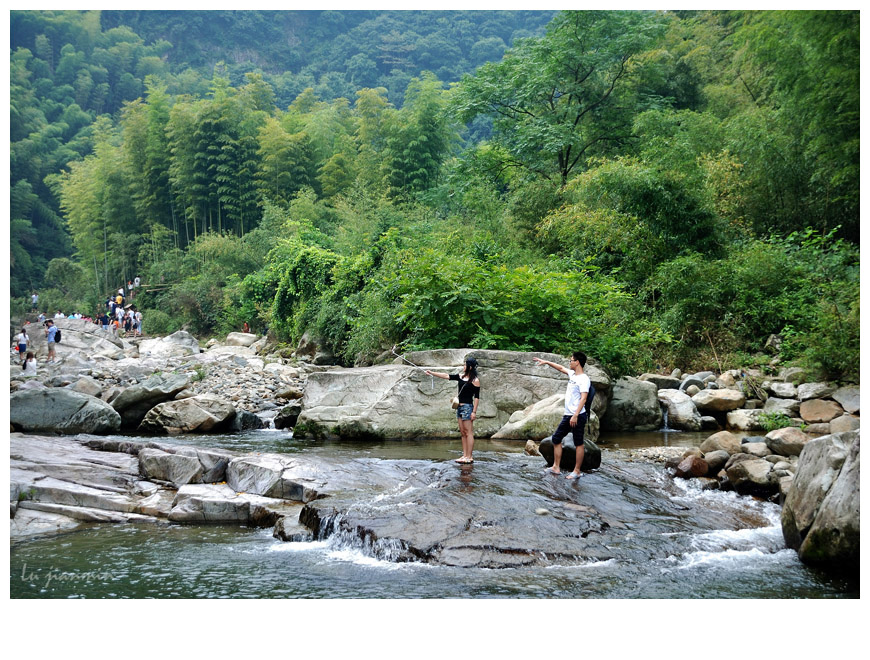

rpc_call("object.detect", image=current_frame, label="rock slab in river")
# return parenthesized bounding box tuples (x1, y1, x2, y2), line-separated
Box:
(10, 388, 121, 434)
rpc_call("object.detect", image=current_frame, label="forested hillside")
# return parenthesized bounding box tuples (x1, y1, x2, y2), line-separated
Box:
(9, 10, 859, 380)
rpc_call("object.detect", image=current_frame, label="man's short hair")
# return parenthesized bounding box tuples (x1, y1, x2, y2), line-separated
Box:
(572, 351, 587, 367)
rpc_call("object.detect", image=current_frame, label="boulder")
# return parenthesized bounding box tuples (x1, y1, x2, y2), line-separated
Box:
(725, 458, 776, 496)
(831, 386, 859, 415)
(638, 373, 681, 390)
(829, 414, 860, 434)
(674, 455, 708, 479)
(229, 410, 265, 432)
(110, 372, 191, 428)
(768, 382, 797, 399)
(702, 450, 730, 474)
(781, 431, 859, 574)
(10, 389, 121, 434)
(779, 367, 806, 383)
(69, 376, 103, 398)
(679, 377, 705, 393)
(225, 332, 259, 347)
(803, 423, 831, 435)
(765, 426, 812, 457)
(699, 430, 743, 455)
(601, 376, 661, 432)
(799, 399, 844, 424)
(138, 394, 237, 434)
(797, 382, 836, 401)
(493, 393, 600, 443)
(138, 448, 203, 487)
(741, 442, 772, 458)
(691, 389, 746, 413)
(296, 350, 611, 440)
(726, 409, 765, 432)
(538, 436, 601, 472)
(274, 402, 302, 430)
(138, 331, 201, 358)
(657, 389, 702, 431)
(763, 397, 801, 417)
(26, 318, 125, 360)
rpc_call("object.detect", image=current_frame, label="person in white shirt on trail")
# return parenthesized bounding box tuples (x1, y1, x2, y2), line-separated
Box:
(533, 351, 591, 479)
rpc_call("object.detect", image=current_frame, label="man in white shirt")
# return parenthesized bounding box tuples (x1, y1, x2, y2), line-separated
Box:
(533, 351, 591, 479)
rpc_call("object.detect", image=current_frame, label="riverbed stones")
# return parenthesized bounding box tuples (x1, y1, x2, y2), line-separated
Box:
(768, 382, 797, 399)
(699, 430, 742, 455)
(138, 394, 237, 434)
(138, 448, 204, 487)
(657, 389, 702, 431)
(702, 450, 730, 473)
(492, 393, 600, 443)
(799, 399, 844, 424)
(781, 431, 859, 574)
(602, 376, 660, 431)
(225, 332, 259, 347)
(10, 388, 121, 434)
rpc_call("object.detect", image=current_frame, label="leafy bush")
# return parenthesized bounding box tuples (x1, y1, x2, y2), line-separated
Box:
(758, 411, 794, 433)
(140, 308, 177, 335)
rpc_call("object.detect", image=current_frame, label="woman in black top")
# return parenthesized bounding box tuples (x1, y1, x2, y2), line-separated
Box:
(426, 357, 480, 464)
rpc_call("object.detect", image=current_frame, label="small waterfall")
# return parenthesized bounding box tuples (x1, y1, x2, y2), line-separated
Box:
(660, 400, 672, 431)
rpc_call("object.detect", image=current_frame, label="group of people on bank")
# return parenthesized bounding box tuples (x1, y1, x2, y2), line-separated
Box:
(426, 351, 591, 478)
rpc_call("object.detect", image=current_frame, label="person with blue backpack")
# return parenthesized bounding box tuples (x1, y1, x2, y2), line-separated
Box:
(534, 351, 593, 479)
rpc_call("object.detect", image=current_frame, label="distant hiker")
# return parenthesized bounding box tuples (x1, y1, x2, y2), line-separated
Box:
(14, 328, 28, 364)
(54, 310, 65, 319)
(243, 321, 250, 334)
(37, 312, 45, 323)
(31, 292, 38, 310)
(133, 275, 141, 289)
(44, 320, 58, 363)
(134, 309, 143, 336)
(534, 352, 591, 479)
(426, 357, 481, 464)
(22, 351, 37, 376)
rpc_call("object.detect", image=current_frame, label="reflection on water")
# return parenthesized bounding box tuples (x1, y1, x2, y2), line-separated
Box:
(9, 429, 858, 599)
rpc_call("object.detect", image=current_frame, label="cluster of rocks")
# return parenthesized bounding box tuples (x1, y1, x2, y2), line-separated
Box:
(9, 320, 308, 435)
(665, 428, 811, 500)
(612, 368, 859, 436)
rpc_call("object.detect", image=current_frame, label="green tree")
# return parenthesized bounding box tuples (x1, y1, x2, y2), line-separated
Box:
(454, 10, 668, 186)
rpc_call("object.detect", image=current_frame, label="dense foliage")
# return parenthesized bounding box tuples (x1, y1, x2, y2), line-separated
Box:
(9, 10, 860, 380)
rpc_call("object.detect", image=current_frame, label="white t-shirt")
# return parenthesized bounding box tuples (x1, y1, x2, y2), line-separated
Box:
(16, 332, 27, 345)
(564, 371, 591, 416)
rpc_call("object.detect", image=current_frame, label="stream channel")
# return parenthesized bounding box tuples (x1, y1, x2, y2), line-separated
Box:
(9, 428, 857, 598)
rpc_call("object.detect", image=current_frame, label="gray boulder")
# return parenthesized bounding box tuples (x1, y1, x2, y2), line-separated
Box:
(138, 331, 201, 358)
(602, 376, 661, 431)
(10, 389, 121, 434)
(110, 372, 191, 428)
(763, 397, 801, 417)
(138, 448, 203, 487)
(781, 431, 859, 574)
(769, 382, 797, 399)
(726, 409, 765, 432)
(829, 414, 860, 434)
(797, 382, 836, 401)
(138, 394, 237, 434)
(657, 389, 702, 431)
(639, 373, 682, 390)
(726, 458, 776, 496)
(699, 430, 743, 455)
(765, 426, 813, 457)
(831, 386, 859, 414)
(296, 350, 611, 440)
(26, 318, 125, 360)
(692, 389, 746, 413)
(492, 393, 600, 443)
(225, 332, 259, 347)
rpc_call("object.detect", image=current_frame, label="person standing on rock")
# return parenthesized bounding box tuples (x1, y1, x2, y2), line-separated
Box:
(534, 352, 590, 479)
(425, 357, 481, 464)
(44, 319, 58, 363)
(14, 327, 29, 364)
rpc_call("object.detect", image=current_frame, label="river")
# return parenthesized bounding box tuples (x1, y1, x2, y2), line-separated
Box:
(9, 429, 857, 598)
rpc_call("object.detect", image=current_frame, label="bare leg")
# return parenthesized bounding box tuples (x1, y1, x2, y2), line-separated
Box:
(549, 443, 562, 473)
(456, 419, 468, 461)
(567, 444, 585, 479)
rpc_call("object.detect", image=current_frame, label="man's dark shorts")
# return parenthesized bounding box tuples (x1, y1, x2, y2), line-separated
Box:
(551, 413, 588, 445)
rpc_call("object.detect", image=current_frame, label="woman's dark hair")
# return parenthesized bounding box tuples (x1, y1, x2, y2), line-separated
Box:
(463, 357, 479, 382)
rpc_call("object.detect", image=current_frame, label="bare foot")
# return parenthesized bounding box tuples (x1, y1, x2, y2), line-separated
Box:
(546, 467, 560, 475)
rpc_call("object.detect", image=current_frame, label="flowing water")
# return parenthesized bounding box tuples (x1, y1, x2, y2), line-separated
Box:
(9, 429, 857, 598)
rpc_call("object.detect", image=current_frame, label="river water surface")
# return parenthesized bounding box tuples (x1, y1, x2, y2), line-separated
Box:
(9, 429, 857, 598)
